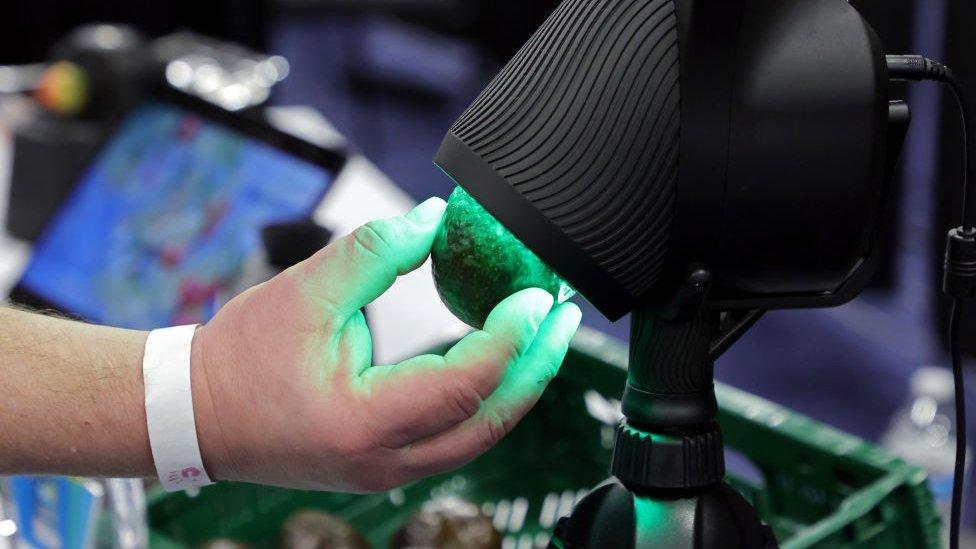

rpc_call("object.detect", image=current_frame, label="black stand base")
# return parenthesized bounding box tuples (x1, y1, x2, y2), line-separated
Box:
(549, 480, 777, 549)
(548, 301, 778, 548)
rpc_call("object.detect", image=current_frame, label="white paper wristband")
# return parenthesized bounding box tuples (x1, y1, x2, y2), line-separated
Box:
(143, 325, 215, 492)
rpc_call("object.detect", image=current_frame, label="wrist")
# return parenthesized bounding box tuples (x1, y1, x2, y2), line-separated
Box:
(143, 325, 216, 490)
(190, 325, 236, 482)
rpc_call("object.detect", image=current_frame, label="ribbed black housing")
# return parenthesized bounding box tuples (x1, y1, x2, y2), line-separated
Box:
(628, 308, 714, 394)
(611, 423, 725, 490)
(436, 0, 680, 320)
(621, 309, 719, 427)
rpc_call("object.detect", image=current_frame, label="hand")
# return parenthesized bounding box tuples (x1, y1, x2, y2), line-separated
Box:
(191, 198, 582, 492)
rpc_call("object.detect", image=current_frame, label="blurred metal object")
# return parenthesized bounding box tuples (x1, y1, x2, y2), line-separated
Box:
(0, 64, 47, 94)
(50, 24, 146, 60)
(0, 26, 145, 98)
(44, 23, 153, 118)
(154, 32, 289, 111)
(39, 24, 288, 114)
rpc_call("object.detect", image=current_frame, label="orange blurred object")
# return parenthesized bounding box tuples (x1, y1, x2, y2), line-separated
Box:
(34, 61, 89, 115)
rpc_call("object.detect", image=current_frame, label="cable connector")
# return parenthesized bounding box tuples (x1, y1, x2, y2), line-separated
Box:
(944, 227, 976, 300)
(887, 54, 953, 82)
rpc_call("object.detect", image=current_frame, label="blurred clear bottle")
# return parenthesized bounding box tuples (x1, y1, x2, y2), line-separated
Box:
(0, 478, 16, 549)
(881, 367, 969, 521)
(106, 478, 148, 549)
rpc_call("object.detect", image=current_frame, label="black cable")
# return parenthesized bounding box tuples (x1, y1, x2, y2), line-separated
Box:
(940, 68, 976, 549)
(950, 299, 967, 549)
(943, 73, 972, 549)
(886, 55, 976, 231)
(888, 54, 975, 549)
(944, 72, 976, 230)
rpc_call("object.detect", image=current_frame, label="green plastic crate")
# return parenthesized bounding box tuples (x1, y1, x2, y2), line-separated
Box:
(146, 330, 941, 548)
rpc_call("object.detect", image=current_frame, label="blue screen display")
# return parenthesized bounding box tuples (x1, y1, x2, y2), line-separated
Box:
(20, 101, 334, 329)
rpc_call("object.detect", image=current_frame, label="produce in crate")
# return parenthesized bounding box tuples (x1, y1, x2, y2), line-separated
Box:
(390, 497, 501, 549)
(198, 540, 253, 549)
(279, 510, 370, 549)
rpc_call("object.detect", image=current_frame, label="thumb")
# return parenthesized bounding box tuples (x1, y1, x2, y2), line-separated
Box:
(305, 197, 446, 316)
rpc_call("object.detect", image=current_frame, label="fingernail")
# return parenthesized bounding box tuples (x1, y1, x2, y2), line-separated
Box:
(541, 304, 581, 383)
(407, 197, 447, 225)
(559, 302, 583, 333)
(524, 288, 555, 326)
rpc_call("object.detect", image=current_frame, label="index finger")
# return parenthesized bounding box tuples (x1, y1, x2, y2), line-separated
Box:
(301, 197, 446, 317)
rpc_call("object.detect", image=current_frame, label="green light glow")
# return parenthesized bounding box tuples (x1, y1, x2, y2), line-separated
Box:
(635, 497, 671, 535)
(432, 186, 575, 329)
(620, 424, 681, 444)
(634, 496, 697, 546)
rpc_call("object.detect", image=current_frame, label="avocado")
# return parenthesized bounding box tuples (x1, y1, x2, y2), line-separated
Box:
(432, 187, 574, 329)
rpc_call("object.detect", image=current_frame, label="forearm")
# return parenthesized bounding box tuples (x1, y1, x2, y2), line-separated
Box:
(0, 307, 154, 477)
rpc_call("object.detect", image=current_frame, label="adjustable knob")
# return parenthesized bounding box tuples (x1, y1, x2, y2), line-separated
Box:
(610, 422, 725, 490)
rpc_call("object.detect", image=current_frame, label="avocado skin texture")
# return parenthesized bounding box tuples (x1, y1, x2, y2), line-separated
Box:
(432, 187, 572, 329)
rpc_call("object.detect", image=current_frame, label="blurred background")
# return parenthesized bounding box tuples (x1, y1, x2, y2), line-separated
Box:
(0, 0, 974, 547)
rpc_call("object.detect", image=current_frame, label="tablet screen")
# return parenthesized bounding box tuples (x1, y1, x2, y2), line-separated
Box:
(18, 100, 337, 329)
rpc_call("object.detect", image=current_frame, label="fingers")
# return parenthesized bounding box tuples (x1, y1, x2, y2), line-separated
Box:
(306, 197, 446, 316)
(397, 301, 582, 479)
(359, 288, 556, 447)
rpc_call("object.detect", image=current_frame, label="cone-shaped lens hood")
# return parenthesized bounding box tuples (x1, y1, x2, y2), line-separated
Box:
(436, 0, 897, 320)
